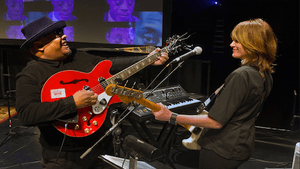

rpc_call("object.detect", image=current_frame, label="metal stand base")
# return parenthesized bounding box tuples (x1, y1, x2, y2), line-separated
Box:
(100, 155, 156, 169)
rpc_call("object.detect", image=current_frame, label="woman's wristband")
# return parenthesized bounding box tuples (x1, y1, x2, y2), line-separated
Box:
(169, 112, 178, 125)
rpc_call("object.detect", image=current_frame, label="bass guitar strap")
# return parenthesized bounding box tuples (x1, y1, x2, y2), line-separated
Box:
(197, 84, 224, 114)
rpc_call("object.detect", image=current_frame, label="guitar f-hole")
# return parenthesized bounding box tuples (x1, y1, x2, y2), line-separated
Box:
(60, 79, 89, 85)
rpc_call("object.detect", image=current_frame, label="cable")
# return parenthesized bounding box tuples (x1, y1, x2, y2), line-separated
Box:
(249, 157, 292, 168)
(0, 133, 13, 147)
(51, 123, 68, 169)
(0, 139, 34, 164)
(0, 126, 27, 147)
(0, 160, 40, 169)
(121, 151, 130, 168)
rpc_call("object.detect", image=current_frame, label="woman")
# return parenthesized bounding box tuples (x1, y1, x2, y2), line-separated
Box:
(152, 18, 277, 169)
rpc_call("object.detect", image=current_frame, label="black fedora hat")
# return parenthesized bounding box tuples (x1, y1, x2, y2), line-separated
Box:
(20, 16, 66, 50)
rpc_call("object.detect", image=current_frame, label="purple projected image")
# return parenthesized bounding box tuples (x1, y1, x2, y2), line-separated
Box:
(0, 0, 166, 46)
(3, 0, 27, 21)
(48, 0, 77, 21)
(64, 26, 74, 42)
(134, 11, 162, 46)
(106, 27, 135, 45)
(6, 25, 25, 39)
(104, 0, 138, 22)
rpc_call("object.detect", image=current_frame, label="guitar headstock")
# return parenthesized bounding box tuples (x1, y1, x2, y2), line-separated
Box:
(105, 84, 161, 112)
(164, 32, 193, 56)
(105, 84, 143, 103)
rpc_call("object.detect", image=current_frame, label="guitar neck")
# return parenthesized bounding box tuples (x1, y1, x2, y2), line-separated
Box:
(106, 48, 168, 85)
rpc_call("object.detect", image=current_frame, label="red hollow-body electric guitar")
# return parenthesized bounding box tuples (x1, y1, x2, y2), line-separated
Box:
(41, 34, 189, 137)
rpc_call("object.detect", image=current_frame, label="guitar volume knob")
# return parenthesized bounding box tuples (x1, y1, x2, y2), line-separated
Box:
(100, 99, 107, 105)
(82, 116, 87, 122)
(92, 121, 98, 126)
(84, 128, 90, 134)
(74, 124, 79, 130)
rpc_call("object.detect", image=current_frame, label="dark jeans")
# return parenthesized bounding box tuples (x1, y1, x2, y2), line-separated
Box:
(40, 147, 116, 169)
(199, 148, 248, 169)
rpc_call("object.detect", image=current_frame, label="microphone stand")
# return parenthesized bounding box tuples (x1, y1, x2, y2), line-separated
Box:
(80, 104, 136, 159)
(143, 60, 185, 169)
(148, 61, 185, 94)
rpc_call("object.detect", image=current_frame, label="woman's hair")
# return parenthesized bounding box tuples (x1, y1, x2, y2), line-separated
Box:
(231, 18, 277, 73)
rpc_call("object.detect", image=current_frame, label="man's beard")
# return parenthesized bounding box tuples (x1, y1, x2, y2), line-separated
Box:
(67, 48, 72, 56)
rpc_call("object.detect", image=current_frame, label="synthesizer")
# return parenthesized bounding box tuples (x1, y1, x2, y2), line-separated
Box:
(129, 84, 203, 122)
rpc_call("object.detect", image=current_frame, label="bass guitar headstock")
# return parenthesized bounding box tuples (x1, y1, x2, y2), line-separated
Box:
(105, 84, 161, 112)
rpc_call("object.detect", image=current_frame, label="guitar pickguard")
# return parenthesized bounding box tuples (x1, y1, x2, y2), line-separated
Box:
(93, 92, 112, 114)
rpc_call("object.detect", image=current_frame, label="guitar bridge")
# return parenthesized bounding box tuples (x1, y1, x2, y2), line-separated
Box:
(98, 77, 108, 89)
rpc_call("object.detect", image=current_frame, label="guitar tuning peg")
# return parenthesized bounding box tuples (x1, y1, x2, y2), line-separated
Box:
(131, 82, 136, 89)
(128, 82, 137, 97)
(119, 80, 128, 95)
(114, 78, 123, 85)
(124, 80, 128, 87)
(111, 83, 118, 93)
(134, 88, 143, 99)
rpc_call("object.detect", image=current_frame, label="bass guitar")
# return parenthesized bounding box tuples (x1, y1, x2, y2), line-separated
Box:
(104, 84, 223, 150)
(181, 84, 223, 150)
(41, 34, 189, 137)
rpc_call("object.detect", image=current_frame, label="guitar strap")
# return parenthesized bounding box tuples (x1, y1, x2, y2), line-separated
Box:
(197, 84, 224, 113)
(255, 72, 267, 119)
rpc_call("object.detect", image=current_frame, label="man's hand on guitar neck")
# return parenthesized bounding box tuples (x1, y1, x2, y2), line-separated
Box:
(73, 90, 98, 109)
(151, 48, 169, 66)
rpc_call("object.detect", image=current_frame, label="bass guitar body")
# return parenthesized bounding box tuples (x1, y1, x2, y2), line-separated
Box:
(41, 60, 120, 137)
(181, 110, 208, 150)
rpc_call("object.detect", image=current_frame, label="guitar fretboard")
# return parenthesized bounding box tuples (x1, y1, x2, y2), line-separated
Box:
(105, 48, 168, 85)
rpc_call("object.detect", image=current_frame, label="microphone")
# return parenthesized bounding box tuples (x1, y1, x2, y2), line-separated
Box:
(168, 46, 202, 66)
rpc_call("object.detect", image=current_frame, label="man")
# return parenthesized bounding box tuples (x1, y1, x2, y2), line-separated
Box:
(48, 0, 77, 21)
(63, 26, 74, 42)
(16, 16, 168, 169)
(4, 0, 27, 21)
(6, 25, 25, 39)
(152, 18, 277, 169)
(106, 27, 134, 45)
(104, 0, 138, 22)
(134, 12, 162, 46)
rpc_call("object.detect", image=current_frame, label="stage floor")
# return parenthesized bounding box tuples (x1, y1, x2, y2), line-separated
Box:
(0, 104, 299, 169)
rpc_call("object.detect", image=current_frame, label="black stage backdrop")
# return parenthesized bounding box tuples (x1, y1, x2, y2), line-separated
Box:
(0, 0, 299, 130)
(169, 0, 299, 129)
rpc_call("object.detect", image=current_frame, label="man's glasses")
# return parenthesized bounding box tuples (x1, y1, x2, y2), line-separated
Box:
(54, 29, 64, 37)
